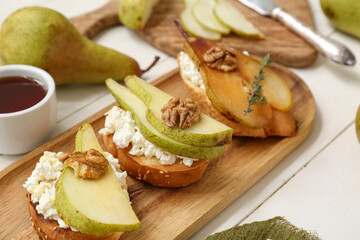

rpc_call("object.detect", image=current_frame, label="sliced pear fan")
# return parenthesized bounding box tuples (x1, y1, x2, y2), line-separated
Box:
(192, 0, 231, 34)
(181, 0, 221, 40)
(214, 0, 264, 39)
(106, 78, 228, 157)
(124, 76, 233, 147)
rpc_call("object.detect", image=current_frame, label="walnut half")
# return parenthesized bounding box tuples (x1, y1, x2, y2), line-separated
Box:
(161, 97, 202, 129)
(203, 46, 238, 72)
(64, 149, 109, 179)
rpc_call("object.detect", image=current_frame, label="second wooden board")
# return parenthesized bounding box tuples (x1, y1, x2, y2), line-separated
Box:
(0, 66, 315, 239)
(70, 0, 317, 68)
(138, 0, 317, 68)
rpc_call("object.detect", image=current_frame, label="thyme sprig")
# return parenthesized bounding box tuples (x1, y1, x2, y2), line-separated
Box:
(244, 54, 272, 116)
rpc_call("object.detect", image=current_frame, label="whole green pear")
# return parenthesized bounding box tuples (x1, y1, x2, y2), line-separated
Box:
(320, 0, 360, 39)
(0, 7, 142, 85)
(0, 55, 4, 65)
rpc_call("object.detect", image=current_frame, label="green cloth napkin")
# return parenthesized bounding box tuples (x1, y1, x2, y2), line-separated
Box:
(206, 217, 320, 240)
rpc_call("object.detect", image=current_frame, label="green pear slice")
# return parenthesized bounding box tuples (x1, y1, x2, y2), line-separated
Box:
(192, 0, 231, 34)
(123, 76, 232, 147)
(106, 78, 227, 159)
(214, 0, 264, 39)
(75, 123, 103, 153)
(181, 0, 221, 40)
(55, 167, 140, 235)
(55, 124, 141, 235)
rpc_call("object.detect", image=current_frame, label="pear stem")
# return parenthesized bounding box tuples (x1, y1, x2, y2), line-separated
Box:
(142, 56, 160, 73)
(174, 20, 189, 39)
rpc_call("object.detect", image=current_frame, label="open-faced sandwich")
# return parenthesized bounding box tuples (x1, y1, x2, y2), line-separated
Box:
(24, 123, 140, 240)
(175, 22, 297, 138)
(100, 76, 232, 187)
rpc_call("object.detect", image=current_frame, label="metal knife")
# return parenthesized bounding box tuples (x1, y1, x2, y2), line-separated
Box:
(237, 0, 356, 66)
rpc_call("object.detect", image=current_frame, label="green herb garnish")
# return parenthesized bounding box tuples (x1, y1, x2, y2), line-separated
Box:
(244, 53, 272, 116)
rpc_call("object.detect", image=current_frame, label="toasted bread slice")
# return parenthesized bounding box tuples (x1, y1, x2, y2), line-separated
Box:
(103, 134, 210, 187)
(27, 164, 128, 239)
(27, 194, 122, 240)
(177, 54, 297, 137)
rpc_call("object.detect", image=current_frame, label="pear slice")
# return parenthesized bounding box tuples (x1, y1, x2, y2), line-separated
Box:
(192, 0, 231, 34)
(181, 0, 221, 40)
(119, 0, 160, 30)
(75, 123, 103, 152)
(124, 75, 233, 146)
(236, 54, 292, 111)
(106, 78, 227, 158)
(182, 37, 273, 128)
(55, 167, 140, 235)
(55, 124, 141, 235)
(214, 0, 264, 39)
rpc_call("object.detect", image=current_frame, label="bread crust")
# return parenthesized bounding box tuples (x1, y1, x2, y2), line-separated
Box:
(177, 54, 297, 137)
(27, 194, 122, 240)
(103, 134, 210, 187)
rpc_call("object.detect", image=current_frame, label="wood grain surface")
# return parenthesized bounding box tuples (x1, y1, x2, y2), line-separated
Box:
(70, 0, 317, 68)
(0, 67, 315, 240)
(71, 0, 120, 39)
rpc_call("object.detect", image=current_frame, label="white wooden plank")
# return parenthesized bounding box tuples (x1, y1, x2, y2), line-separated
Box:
(93, 26, 172, 73)
(241, 124, 360, 240)
(56, 84, 108, 121)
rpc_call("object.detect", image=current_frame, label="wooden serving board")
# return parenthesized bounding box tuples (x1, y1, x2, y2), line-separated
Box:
(71, 0, 317, 68)
(0, 66, 315, 240)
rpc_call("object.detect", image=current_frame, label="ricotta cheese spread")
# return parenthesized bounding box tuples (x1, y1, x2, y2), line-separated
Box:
(178, 51, 205, 90)
(179, 51, 250, 89)
(23, 151, 127, 230)
(99, 106, 198, 167)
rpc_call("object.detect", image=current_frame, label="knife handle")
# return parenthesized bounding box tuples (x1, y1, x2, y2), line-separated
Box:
(271, 8, 356, 66)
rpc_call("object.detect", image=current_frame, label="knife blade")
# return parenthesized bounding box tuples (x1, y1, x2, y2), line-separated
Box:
(237, 0, 356, 66)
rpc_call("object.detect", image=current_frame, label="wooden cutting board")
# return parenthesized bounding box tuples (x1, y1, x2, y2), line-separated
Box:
(71, 0, 317, 68)
(0, 66, 315, 239)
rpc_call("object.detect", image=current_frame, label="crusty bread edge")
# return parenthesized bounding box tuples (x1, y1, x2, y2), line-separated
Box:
(28, 194, 123, 240)
(103, 134, 210, 187)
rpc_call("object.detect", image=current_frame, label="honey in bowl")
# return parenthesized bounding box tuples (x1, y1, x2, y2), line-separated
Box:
(0, 76, 47, 114)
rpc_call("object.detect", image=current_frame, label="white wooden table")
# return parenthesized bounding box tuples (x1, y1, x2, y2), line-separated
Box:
(1, 1, 359, 239)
